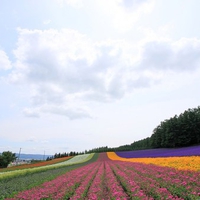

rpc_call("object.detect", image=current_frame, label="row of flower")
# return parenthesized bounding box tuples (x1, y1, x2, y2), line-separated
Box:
(0, 154, 94, 180)
(5, 154, 200, 199)
(109, 161, 200, 199)
(108, 152, 200, 171)
(50, 153, 93, 167)
(116, 145, 200, 158)
(0, 156, 72, 172)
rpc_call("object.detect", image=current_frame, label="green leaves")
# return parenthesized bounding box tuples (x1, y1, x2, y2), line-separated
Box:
(0, 151, 16, 168)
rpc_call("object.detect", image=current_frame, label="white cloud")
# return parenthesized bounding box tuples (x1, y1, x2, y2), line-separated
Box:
(56, 0, 154, 32)
(23, 108, 40, 118)
(42, 105, 92, 120)
(9, 28, 200, 119)
(0, 49, 12, 70)
(138, 38, 200, 71)
(94, 0, 154, 31)
(138, 24, 174, 44)
(10, 29, 136, 119)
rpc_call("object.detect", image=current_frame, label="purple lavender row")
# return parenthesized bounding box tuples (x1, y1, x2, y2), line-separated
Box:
(116, 145, 200, 158)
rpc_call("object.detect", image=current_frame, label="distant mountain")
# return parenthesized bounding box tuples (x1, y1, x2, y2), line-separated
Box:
(15, 153, 53, 160)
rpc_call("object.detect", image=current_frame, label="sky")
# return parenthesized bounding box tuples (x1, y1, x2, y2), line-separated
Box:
(1, 0, 200, 155)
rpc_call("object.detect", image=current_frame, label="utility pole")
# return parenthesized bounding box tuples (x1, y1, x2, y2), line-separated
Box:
(43, 150, 45, 160)
(17, 148, 22, 165)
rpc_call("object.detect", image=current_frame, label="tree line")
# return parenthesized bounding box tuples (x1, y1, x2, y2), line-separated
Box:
(86, 146, 114, 154)
(150, 106, 200, 148)
(86, 106, 200, 152)
(46, 151, 84, 161)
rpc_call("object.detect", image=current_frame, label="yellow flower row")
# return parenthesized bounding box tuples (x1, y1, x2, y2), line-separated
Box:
(107, 152, 200, 171)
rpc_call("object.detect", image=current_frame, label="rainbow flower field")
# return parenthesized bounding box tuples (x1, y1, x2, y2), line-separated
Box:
(0, 146, 200, 199)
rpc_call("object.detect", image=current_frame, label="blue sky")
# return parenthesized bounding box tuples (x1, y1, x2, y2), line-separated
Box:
(1, 0, 200, 155)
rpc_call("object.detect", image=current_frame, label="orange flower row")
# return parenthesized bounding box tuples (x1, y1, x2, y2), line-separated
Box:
(107, 152, 200, 171)
(0, 156, 72, 172)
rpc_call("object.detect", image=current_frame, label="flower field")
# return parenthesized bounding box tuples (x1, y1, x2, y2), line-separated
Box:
(107, 152, 200, 171)
(1, 153, 200, 199)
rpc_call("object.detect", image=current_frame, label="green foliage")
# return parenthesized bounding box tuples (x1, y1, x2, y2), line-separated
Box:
(122, 106, 200, 150)
(149, 106, 200, 148)
(48, 151, 84, 161)
(87, 146, 114, 154)
(0, 151, 16, 168)
(86, 106, 200, 152)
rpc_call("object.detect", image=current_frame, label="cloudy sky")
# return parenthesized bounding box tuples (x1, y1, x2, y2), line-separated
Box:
(1, 0, 200, 155)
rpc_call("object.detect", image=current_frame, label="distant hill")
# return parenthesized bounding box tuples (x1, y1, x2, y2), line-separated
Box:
(15, 153, 53, 160)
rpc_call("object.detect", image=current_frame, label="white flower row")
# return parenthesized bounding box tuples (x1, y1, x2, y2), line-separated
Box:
(51, 154, 92, 167)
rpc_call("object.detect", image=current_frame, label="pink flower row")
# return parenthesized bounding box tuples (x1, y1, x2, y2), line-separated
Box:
(87, 162, 104, 199)
(109, 161, 200, 199)
(70, 163, 100, 199)
(83, 161, 130, 199)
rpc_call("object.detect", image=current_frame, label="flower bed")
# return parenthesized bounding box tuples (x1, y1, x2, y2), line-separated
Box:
(116, 145, 200, 158)
(5, 153, 200, 199)
(109, 161, 200, 199)
(50, 153, 93, 167)
(107, 152, 200, 171)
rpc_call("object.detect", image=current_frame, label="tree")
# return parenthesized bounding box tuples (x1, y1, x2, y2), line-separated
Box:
(0, 151, 16, 168)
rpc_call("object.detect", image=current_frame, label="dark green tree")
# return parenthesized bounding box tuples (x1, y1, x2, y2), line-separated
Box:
(0, 151, 16, 168)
